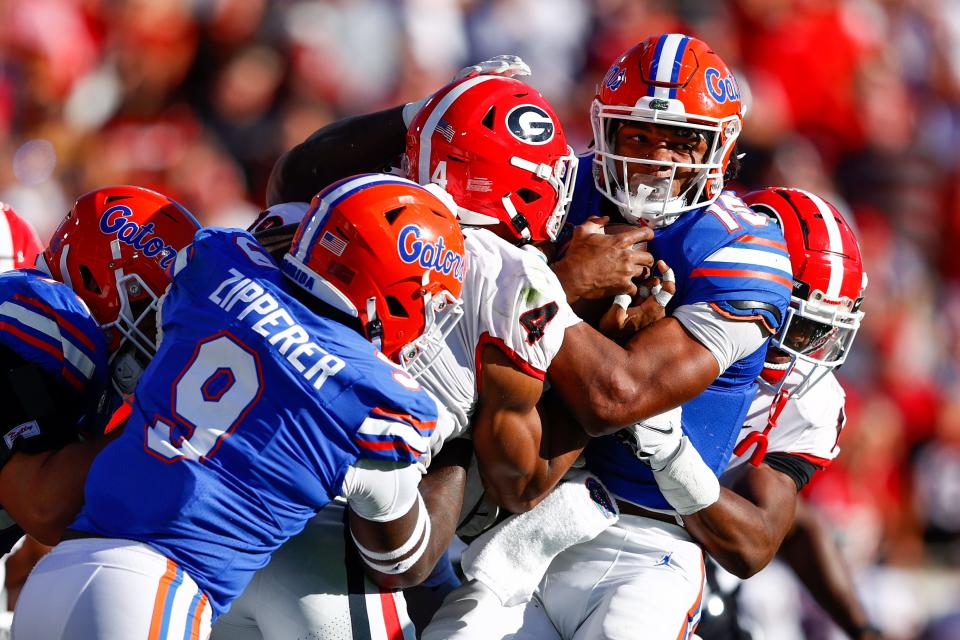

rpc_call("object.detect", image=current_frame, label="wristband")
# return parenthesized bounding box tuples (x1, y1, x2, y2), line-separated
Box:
(650, 436, 720, 515)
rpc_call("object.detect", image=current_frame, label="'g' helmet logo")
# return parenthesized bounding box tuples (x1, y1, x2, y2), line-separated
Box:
(506, 105, 555, 145)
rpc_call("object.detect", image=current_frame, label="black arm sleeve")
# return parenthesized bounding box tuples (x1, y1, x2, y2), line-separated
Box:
(267, 105, 407, 206)
(763, 452, 820, 491)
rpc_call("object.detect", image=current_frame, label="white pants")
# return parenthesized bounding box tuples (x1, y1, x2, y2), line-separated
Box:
(12, 538, 212, 640)
(211, 502, 415, 640)
(423, 515, 705, 640)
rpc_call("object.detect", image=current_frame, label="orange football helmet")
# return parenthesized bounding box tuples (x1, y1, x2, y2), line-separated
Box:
(283, 174, 466, 376)
(39, 186, 201, 392)
(592, 34, 744, 227)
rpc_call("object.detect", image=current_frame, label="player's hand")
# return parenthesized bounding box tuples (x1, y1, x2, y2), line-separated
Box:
(453, 55, 531, 81)
(552, 217, 654, 304)
(598, 260, 675, 337)
(616, 407, 683, 471)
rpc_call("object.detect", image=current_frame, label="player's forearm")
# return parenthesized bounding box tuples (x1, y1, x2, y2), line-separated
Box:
(685, 466, 798, 578)
(475, 406, 587, 513)
(370, 439, 471, 589)
(481, 447, 584, 514)
(683, 488, 787, 578)
(2, 436, 115, 545)
(266, 105, 407, 205)
(779, 500, 875, 638)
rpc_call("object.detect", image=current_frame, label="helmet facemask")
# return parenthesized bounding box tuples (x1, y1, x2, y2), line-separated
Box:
(591, 98, 740, 227)
(107, 271, 163, 395)
(763, 292, 863, 398)
(506, 150, 579, 242)
(398, 275, 465, 378)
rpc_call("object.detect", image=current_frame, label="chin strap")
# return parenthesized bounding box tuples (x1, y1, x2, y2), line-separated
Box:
(733, 388, 791, 466)
(365, 297, 383, 350)
(500, 195, 532, 242)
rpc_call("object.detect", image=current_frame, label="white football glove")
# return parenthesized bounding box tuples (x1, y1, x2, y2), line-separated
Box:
(617, 406, 720, 515)
(452, 54, 531, 82)
(617, 407, 683, 471)
(402, 55, 532, 128)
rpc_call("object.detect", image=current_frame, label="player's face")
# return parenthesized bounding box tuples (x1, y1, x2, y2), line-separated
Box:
(613, 122, 709, 197)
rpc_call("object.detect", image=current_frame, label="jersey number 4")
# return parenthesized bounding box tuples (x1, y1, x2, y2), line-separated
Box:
(519, 302, 559, 345)
(145, 331, 264, 463)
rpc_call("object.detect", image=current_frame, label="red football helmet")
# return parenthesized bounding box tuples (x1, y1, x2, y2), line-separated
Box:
(283, 174, 466, 377)
(592, 34, 744, 227)
(39, 186, 201, 392)
(743, 188, 866, 395)
(405, 75, 577, 244)
(0, 202, 42, 272)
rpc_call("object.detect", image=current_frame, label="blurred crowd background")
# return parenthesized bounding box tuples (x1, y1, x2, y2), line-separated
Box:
(2, 0, 960, 638)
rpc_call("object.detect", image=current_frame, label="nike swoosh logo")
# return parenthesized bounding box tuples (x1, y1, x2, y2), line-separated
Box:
(640, 423, 674, 435)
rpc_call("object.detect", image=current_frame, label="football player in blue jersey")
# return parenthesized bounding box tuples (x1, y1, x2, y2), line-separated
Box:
(0, 271, 112, 551)
(420, 36, 793, 640)
(0, 188, 198, 566)
(13, 175, 472, 640)
(39, 186, 203, 397)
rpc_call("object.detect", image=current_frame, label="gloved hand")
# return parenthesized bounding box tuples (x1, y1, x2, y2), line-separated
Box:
(616, 406, 683, 471)
(402, 55, 532, 128)
(452, 54, 531, 82)
(617, 406, 720, 515)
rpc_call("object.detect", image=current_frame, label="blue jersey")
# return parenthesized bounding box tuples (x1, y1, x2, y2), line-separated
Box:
(73, 228, 442, 617)
(569, 160, 793, 509)
(0, 270, 109, 406)
(0, 270, 109, 552)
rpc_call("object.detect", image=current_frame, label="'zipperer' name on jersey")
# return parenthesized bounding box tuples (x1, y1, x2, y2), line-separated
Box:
(209, 269, 345, 390)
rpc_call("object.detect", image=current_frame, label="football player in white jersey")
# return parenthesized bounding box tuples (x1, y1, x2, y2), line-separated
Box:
(633, 186, 869, 582)
(214, 69, 677, 640)
(694, 187, 881, 640)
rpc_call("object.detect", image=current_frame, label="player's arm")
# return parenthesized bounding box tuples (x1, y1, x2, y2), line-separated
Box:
(682, 458, 803, 578)
(779, 498, 884, 640)
(0, 432, 120, 545)
(346, 438, 471, 590)
(548, 315, 722, 435)
(266, 106, 406, 205)
(472, 346, 589, 514)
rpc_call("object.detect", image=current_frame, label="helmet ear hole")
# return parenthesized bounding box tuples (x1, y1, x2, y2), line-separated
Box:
(516, 188, 541, 204)
(481, 106, 497, 131)
(384, 206, 405, 225)
(385, 296, 409, 318)
(79, 265, 103, 295)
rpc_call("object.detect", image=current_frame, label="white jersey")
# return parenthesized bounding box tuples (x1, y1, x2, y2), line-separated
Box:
(417, 228, 581, 437)
(729, 362, 846, 471)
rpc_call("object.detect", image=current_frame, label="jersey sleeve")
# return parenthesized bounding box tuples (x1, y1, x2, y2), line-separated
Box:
(477, 239, 581, 380)
(681, 196, 793, 334)
(672, 302, 768, 373)
(346, 359, 444, 467)
(0, 272, 111, 443)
